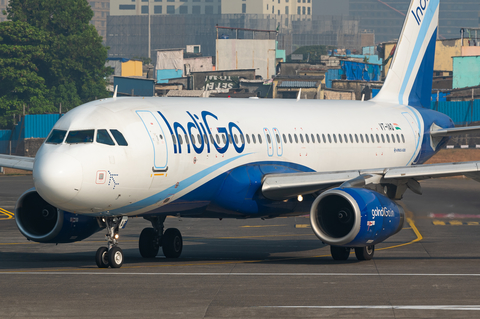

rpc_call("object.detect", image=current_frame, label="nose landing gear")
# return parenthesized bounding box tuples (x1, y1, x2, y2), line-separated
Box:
(95, 216, 128, 268)
(139, 216, 183, 259)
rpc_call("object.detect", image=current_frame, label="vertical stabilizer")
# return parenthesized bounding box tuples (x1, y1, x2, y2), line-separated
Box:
(373, 0, 439, 108)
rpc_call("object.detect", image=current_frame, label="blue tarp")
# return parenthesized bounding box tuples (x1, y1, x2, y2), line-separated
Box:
(340, 61, 380, 82)
(325, 69, 342, 89)
(431, 92, 450, 102)
(107, 57, 130, 63)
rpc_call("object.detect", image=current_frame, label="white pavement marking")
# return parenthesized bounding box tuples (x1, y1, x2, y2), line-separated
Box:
(2, 272, 480, 276)
(261, 305, 480, 311)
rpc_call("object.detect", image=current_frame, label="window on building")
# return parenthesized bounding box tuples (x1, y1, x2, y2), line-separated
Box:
(302, 6, 305, 14)
(119, 4, 135, 10)
(154, 5, 162, 13)
(285, 6, 289, 14)
(179, 6, 187, 13)
(206, 0, 213, 2)
(192, 5, 200, 13)
(272, 5, 274, 13)
(167, 0, 175, 2)
(167, 5, 175, 13)
(155, 0, 162, 2)
(297, 7, 300, 14)
(242, 3, 246, 13)
(205, 5, 213, 14)
(141, 5, 149, 13)
(192, 0, 200, 2)
(307, 7, 310, 15)
(142, 0, 148, 2)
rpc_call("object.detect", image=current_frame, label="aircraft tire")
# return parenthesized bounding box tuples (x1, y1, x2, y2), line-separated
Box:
(108, 246, 124, 268)
(355, 245, 375, 261)
(162, 228, 183, 258)
(139, 228, 159, 258)
(330, 246, 350, 261)
(95, 247, 109, 268)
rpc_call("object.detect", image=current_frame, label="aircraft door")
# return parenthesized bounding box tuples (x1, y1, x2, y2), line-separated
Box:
(272, 128, 283, 156)
(136, 111, 168, 172)
(263, 128, 274, 157)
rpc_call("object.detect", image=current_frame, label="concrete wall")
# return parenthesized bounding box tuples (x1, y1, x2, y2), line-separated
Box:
(453, 56, 480, 89)
(216, 39, 276, 80)
(184, 57, 213, 73)
(324, 89, 355, 100)
(332, 80, 380, 100)
(462, 46, 480, 56)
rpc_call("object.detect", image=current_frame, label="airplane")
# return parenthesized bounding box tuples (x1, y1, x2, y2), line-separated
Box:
(1, 0, 480, 269)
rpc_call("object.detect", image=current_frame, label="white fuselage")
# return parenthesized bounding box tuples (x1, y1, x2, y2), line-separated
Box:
(32, 97, 424, 217)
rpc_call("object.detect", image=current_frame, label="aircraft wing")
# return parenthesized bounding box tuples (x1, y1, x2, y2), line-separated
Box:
(0, 154, 35, 171)
(262, 161, 480, 200)
(431, 125, 480, 137)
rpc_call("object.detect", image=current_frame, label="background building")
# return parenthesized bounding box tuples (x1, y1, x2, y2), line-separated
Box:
(0, 0, 7, 23)
(89, 1, 110, 40)
(349, 0, 480, 43)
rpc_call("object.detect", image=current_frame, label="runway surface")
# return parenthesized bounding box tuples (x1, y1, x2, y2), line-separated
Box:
(1, 175, 480, 318)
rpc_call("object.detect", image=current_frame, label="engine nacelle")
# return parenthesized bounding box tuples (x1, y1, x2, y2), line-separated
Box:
(14, 188, 104, 243)
(310, 187, 405, 247)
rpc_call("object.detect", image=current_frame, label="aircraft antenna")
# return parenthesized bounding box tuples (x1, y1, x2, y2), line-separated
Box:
(113, 85, 118, 99)
(297, 88, 302, 101)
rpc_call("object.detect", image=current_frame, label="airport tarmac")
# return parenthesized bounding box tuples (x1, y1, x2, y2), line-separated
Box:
(1, 175, 480, 318)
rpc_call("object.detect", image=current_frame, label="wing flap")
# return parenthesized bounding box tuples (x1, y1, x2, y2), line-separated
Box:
(0, 154, 35, 171)
(262, 161, 480, 200)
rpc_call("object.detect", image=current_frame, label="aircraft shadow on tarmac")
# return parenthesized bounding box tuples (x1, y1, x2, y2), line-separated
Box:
(2, 236, 480, 270)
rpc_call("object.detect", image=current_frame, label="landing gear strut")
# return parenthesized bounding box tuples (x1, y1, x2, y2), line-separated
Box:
(95, 216, 128, 268)
(139, 216, 183, 259)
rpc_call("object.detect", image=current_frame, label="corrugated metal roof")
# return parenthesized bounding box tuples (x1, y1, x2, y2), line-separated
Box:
(278, 81, 317, 88)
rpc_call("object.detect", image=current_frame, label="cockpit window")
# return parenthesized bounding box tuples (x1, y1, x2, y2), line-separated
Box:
(66, 130, 94, 144)
(110, 129, 128, 146)
(96, 129, 115, 146)
(46, 130, 67, 144)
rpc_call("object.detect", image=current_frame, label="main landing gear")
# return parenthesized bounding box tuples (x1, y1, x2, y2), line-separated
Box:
(95, 216, 128, 269)
(330, 245, 375, 261)
(139, 216, 183, 259)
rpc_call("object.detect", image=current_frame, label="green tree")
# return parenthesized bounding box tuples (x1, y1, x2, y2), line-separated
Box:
(0, 0, 110, 128)
(0, 21, 55, 128)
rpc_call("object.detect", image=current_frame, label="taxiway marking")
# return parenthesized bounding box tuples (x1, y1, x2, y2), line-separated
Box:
(0, 208, 13, 220)
(1, 272, 480, 276)
(261, 305, 480, 311)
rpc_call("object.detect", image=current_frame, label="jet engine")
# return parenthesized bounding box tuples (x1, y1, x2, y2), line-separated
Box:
(14, 188, 103, 243)
(310, 187, 405, 247)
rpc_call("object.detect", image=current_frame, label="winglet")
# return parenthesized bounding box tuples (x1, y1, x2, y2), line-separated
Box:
(373, 0, 439, 108)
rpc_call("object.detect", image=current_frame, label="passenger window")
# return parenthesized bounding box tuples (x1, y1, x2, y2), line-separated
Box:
(371, 134, 375, 143)
(386, 134, 390, 143)
(234, 134, 239, 144)
(222, 134, 226, 144)
(252, 134, 256, 143)
(276, 134, 280, 143)
(396, 134, 401, 143)
(338, 134, 343, 143)
(391, 134, 395, 143)
(215, 134, 220, 144)
(381, 134, 385, 143)
(197, 134, 201, 143)
(246, 134, 250, 144)
(317, 134, 321, 143)
(258, 134, 262, 143)
(172, 134, 177, 145)
(240, 134, 245, 144)
(66, 130, 94, 144)
(289, 134, 293, 143)
(178, 134, 183, 144)
(96, 129, 115, 146)
(185, 134, 190, 144)
(191, 134, 196, 144)
(376, 134, 380, 143)
(300, 134, 304, 143)
(294, 134, 298, 143)
(311, 134, 315, 143)
(323, 134, 327, 143)
(204, 134, 208, 144)
(344, 134, 348, 143)
(360, 134, 364, 143)
(110, 129, 128, 146)
(283, 134, 287, 143)
(46, 129, 67, 144)
(327, 134, 331, 143)
(266, 134, 271, 144)
(305, 134, 309, 143)
(228, 134, 233, 143)
(333, 134, 337, 143)
(365, 134, 369, 143)
(401, 134, 405, 143)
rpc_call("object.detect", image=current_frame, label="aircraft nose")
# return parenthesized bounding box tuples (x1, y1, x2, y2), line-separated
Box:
(33, 151, 83, 205)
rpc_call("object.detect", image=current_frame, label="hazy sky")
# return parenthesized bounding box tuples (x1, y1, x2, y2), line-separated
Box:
(313, 0, 349, 16)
